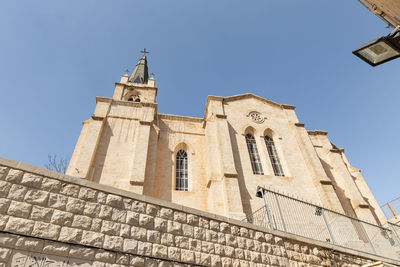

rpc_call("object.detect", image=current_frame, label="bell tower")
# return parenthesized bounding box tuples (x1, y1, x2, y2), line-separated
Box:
(66, 50, 159, 195)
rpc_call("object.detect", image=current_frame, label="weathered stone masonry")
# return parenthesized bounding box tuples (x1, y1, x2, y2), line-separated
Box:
(0, 157, 398, 267)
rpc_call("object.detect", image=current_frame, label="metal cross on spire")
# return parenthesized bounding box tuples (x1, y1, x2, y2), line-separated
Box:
(140, 48, 149, 56)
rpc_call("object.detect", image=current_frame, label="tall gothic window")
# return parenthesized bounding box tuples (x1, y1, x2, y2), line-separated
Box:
(175, 149, 188, 191)
(264, 136, 284, 176)
(245, 134, 264, 175)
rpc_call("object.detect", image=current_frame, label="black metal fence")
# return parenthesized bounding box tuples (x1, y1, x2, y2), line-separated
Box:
(244, 187, 400, 261)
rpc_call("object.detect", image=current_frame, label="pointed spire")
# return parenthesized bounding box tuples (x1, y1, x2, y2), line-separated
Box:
(129, 49, 149, 84)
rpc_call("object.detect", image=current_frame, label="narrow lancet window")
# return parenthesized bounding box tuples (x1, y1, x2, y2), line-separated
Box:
(245, 134, 264, 174)
(175, 149, 188, 191)
(264, 136, 284, 176)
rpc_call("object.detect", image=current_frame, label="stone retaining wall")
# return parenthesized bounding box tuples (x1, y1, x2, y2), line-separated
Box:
(0, 157, 398, 267)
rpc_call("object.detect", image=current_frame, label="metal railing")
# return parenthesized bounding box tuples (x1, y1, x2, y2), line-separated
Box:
(244, 187, 400, 261)
(382, 197, 400, 219)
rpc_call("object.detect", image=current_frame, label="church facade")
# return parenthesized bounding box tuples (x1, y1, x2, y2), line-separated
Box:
(66, 54, 386, 225)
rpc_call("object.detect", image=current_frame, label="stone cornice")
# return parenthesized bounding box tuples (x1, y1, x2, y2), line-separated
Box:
(115, 82, 158, 90)
(157, 113, 203, 123)
(307, 130, 328, 136)
(96, 96, 158, 109)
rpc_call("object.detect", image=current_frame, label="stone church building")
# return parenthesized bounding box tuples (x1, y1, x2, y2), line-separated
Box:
(66, 54, 386, 226)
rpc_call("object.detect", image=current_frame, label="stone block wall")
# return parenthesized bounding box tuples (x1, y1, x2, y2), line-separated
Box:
(0, 157, 398, 267)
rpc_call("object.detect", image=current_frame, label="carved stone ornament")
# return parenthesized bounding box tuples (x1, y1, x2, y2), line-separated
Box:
(248, 111, 265, 123)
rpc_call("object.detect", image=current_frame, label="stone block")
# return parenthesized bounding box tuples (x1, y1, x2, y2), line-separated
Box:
(97, 192, 107, 204)
(0, 233, 17, 248)
(139, 214, 154, 228)
(7, 200, 32, 218)
(131, 201, 146, 213)
(116, 253, 129, 265)
(59, 227, 82, 243)
(15, 237, 44, 252)
(8, 184, 28, 201)
(147, 230, 161, 243)
(0, 199, 10, 215)
(24, 189, 49, 205)
(130, 256, 145, 266)
(60, 184, 80, 197)
(72, 215, 92, 230)
(211, 254, 222, 267)
(78, 187, 98, 201)
(99, 205, 113, 220)
(0, 181, 12, 198)
(5, 216, 34, 234)
(5, 169, 23, 183)
(174, 211, 187, 223)
(69, 246, 96, 260)
(103, 235, 123, 250)
(48, 193, 68, 210)
(122, 198, 132, 210)
(81, 231, 104, 247)
(146, 204, 159, 216)
(182, 224, 194, 238)
(189, 238, 201, 252)
(111, 208, 126, 223)
(201, 241, 214, 254)
(84, 202, 100, 217)
(0, 214, 9, 230)
(51, 210, 74, 226)
(199, 218, 209, 229)
(137, 241, 152, 256)
(194, 227, 206, 240)
(167, 247, 181, 261)
(20, 173, 42, 188)
(206, 229, 218, 242)
(43, 240, 70, 256)
(91, 218, 102, 232)
(41, 178, 62, 192)
(95, 250, 116, 263)
(101, 220, 121, 235)
(220, 223, 230, 233)
(159, 208, 173, 220)
(152, 244, 167, 258)
(0, 167, 9, 180)
(66, 197, 85, 214)
(154, 217, 167, 232)
(123, 238, 138, 253)
(181, 249, 195, 263)
(131, 226, 147, 241)
(32, 221, 61, 239)
(187, 214, 199, 226)
(210, 220, 220, 231)
(161, 233, 174, 246)
(126, 211, 139, 226)
(106, 194, 123, 208)
(120, 223, 130, 238)
(175, 236, 189, 249)
(167, 221, 182, 235)
(0, 248, 11, 262)
(30, 205, 53, 222)
(200, 252, 211, 265)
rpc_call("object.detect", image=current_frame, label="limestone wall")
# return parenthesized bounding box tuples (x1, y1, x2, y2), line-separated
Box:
(0, 158, 398, 267)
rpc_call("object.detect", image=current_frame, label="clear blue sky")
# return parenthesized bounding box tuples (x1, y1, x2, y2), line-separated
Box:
(0, 0, 398, 206)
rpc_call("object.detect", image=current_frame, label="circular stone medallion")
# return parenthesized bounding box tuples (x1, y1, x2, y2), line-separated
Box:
(249, 111, 264, 123)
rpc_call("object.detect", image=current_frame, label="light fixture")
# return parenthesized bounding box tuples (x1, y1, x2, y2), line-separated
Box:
(353, 26, 400, 66)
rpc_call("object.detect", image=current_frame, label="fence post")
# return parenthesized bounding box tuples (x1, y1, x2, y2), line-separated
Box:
(261, 191, 274, 229)
(359, 222, 377, 254)
(274, 193, 287, 232)
(321, 209, 336, 245)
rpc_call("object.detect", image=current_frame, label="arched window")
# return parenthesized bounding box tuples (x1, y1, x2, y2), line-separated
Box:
(245, 134, 264, 175)
(175, 149, 188, 191)
(264, 136, 284, 176)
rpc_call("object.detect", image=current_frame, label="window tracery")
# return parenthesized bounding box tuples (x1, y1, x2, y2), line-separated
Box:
(245, 134, 264, 175)
(175, 149, 188, 191)
(264, 136, 284, 176)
